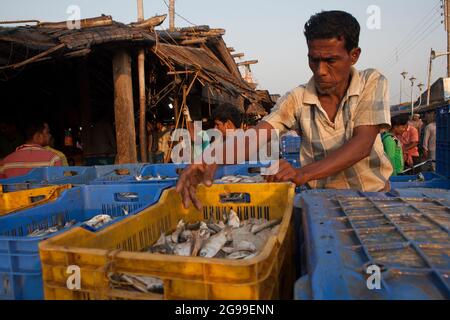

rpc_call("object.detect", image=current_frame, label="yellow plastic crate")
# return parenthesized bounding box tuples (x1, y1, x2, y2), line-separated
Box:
(0, 184, 72, 216)
(39, 183, 296, 300)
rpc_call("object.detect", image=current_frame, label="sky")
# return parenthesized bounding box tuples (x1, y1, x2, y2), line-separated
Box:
(0, 0, 448, 105)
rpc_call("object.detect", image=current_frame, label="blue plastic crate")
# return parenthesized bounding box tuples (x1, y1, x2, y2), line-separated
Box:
(391, 188, 450, 206)
(89, 164, 148, 184)
(390, 172, 450, 189)
(437, 105, 450, 178)
(280, 136, 301, 154)
(296, 192, 450, 300)
(0, 182, 172, 300)
(0, 166, 97, 192)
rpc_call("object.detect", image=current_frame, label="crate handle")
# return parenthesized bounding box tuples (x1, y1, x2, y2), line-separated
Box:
(114, 192, 139, 202)
(63, 170, 79, 177)
(220, 193, 251, 203)
(247, 167, 262, 174)
(114, 169, 130, 176)
(29, 195, 46, 203)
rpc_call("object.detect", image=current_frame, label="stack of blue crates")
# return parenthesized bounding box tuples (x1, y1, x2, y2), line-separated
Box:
(295, 190, 450, 300)
(0, 183, 172, 300)
(437, 105, 450, 178)
(280, 136, 301, 168)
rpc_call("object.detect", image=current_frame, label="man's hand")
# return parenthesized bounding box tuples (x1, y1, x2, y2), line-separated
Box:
(182, 106, 192, 122)
(264, 160, 309, 186)
(176, 163, 218, 210)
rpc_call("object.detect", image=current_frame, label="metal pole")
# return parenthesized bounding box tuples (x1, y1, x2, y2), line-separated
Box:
(137, 0, 148, 162)
(446, 0, 450, 77)
(169, 0, 175, 32)
(427, 49, 433, 107)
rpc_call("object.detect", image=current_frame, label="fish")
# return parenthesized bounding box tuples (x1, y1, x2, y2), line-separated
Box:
(171, 220, 185, 243)
(119, 275, 164, 294)
(199, 227, 233, 258)
(221, 241, 256, 254)
(191, 227, 211, 256)
(251, 219, 281, 234)
(207, 223, 222, 234)
(226, 251, 254, 260)
(228, 209, 240, 228)
(231, 227, 266, 252)
(84, 214, 113, 228)
(186, 221, 201, 230)
(173, 240, 193, 256)
(180, 230, 193, 242)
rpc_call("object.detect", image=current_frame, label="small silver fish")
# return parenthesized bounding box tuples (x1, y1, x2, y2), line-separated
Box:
(174, 241, 193, 256)
(199, 227, 232, 258)
(228, 209, 240, 229)
(171, 220, 185, 243)
(226, 251, 254, 260)
(84, 215, 113, 228)
(251, 219, 281, 234)
(179, 230, 193, 242)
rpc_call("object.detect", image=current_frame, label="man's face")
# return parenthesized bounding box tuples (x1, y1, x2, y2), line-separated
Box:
(307, 38, 360, 95)
(393, 124, 408, 136)
(214, 120, 236, 137)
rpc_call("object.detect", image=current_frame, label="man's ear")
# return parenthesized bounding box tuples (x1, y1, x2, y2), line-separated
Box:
(350, 48, 361, 65)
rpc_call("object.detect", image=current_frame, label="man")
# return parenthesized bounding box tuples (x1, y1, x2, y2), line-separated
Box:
(177, 11, 393, 209)
(182, 104, 243, 160)
(382, 114, 409, 176)
(422, 112, 436, 171)
(409, 114, 423, 137)
(398, 122, 419, 168)
(0, 120, 64, 178)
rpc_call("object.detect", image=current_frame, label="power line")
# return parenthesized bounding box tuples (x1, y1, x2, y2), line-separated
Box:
(384, 20, 442, 71)
(162, 0, 197, 27)
(380, 1, 442, 68)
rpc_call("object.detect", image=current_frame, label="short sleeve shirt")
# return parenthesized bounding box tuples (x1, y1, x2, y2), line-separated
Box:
(263, 68, 393, 191)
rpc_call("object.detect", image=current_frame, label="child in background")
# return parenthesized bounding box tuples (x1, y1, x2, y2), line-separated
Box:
(382, 114, 409, 176)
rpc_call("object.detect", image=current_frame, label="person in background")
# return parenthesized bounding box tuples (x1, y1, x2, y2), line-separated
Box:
(83, 115, 116, 166)
(409, 114, 423, 137)
(382, 114, 409, 176)
(422, 112, 436, 171)
(0, 120, 64, 178)
(212, 105, 243, 137)
(398, 119, 420, 168)
(157, 121, 171, 163)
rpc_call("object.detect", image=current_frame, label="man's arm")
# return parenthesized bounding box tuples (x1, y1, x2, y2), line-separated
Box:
(422, 125, 431, 158)
(267, 125, 380, 185)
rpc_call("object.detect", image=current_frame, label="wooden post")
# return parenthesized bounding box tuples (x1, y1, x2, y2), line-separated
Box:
(173, 95, 180, 129)
(169, 0, 175, 32)
(112, 49, 138, 164)
(137, 0, 148, 162)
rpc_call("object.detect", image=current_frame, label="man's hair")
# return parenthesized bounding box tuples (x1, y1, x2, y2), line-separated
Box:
(212, 105, 243, 128)
(304, 10, 361, 52)
(391, 114, 410, 127)
(24, 119, 47, 141)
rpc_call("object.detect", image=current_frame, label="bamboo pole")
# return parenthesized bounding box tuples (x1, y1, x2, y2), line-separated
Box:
(137, 0, 148, 162)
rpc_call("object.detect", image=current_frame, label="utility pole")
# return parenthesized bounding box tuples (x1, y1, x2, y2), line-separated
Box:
(169, 0, 175, 32)
(445, 0, 450, 77)
(409, 76, 417, 116)
(137, 0, 148, 162)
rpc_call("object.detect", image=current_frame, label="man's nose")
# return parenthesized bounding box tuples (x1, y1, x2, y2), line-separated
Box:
(317, 62, 328, 77)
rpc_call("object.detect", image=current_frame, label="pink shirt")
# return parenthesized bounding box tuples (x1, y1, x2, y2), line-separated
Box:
(398, 126, 419, 164)
(0, 144, 63, 179)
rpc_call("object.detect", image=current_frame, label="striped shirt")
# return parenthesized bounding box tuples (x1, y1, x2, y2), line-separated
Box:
(264, 68, 393, 192)
(0, 144, 63, 178)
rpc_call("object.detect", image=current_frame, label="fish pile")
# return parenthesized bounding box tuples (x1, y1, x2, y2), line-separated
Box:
(146, 209, 281, 259)
(135, 174, 173, 181)
(110, 210, 281, 294)
(28, 220, 77, 237)
(214, 175, 265, 184)
(27, 210, 129, 237)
